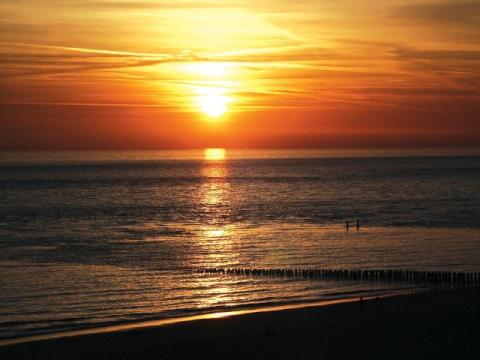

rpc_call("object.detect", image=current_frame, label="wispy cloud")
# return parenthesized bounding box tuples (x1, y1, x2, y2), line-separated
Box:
(1, 1, 479, 116)
(394, 0, 480, 24)
(394, 46, 480, 61)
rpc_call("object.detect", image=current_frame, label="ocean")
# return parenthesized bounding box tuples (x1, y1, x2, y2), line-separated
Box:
(1, 149, 479, 339)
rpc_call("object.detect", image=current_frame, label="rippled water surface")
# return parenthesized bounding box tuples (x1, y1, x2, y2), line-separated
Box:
(1, 149, 479, 338)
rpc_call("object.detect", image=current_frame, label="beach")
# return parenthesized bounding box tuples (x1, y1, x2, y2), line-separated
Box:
(1, 287, 479, 360)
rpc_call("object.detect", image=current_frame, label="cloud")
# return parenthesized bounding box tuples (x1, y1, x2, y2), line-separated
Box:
(0, 42, 205, 78)
(0, 41, 341, 80)
(66, 0, 314, 12)
(394, 46, 480, 61)
(394, 1, 480, 24)
(68, 1, 228, 10)
(390, 45, 480, 90)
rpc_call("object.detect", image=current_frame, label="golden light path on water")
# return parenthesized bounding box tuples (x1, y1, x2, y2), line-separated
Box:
(198, 147, 237, 307)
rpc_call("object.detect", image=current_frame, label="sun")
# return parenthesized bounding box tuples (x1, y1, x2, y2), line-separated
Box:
(197, 93, 229, 117)
(183, 62, 233, 118)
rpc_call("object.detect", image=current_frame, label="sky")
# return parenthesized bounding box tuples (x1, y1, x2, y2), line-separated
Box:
(1, 0, 479, 150)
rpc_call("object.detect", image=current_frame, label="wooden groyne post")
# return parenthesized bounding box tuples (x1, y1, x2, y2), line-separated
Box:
(196, 267, 480, 287)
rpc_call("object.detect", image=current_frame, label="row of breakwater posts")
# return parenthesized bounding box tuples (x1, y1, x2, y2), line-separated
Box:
(193, 267, 480, 287)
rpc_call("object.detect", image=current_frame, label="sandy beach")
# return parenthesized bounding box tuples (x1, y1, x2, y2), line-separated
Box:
(1, 287, 479, 360)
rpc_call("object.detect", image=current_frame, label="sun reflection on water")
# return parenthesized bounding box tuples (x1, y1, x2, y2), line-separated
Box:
(206, 228, 226, 238)
(204, 148, 226, 161)
(199, 151, 229, 210)
(193, 148, 241, 307)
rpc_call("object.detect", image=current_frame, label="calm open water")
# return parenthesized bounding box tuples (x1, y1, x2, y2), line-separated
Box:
(1, 149, 479, 339)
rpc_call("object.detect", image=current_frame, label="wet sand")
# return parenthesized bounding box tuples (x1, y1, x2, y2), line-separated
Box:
(1, 287, 479, 360)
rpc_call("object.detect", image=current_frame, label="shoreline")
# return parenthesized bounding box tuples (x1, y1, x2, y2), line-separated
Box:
(0, 288, 418, 347)
(1, 286, 479, 359)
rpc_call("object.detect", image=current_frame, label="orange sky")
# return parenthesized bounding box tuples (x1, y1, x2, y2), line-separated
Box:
(1, 0, 479, 150)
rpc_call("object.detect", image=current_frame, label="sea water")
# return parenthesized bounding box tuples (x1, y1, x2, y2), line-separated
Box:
(1, 149, 479, 338)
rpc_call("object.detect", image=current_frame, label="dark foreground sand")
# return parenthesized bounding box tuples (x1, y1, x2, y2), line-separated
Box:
(1, 287, 479, 360)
